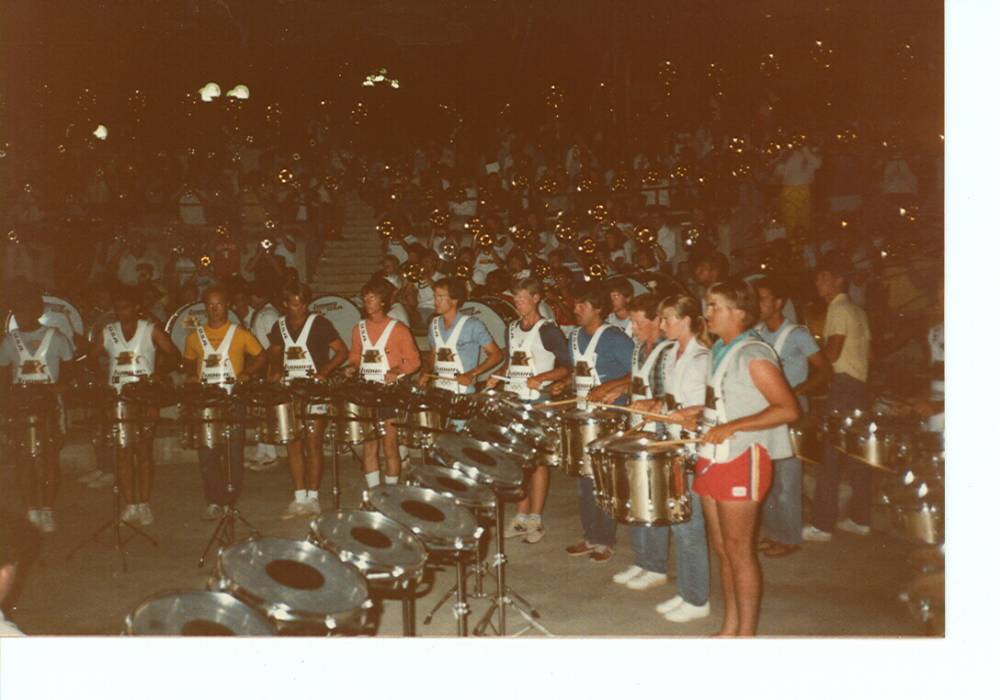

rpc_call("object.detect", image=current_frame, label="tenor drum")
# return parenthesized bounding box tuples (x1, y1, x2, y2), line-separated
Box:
(309, 510, 428, 592)
(394, 387, 445, 449)
(560, 408, 627, 477)
(598, 435, 692, 525)
(888, 482, 945, 545)
(463, 417, 537, 463)
(237, 383, 303, 445)
(210, 537, 372, 635)
(365, 485, 483, 553)
(107, 397, 153, 448)
(125, 590, 276, 636)
(333, 382, 386, 445)
(841, 414, 912, 470)
(179, 387, 232, 450)
(407, 463, 497, 516)
(431, 433, 526, 497)
(789, 416, 824, 464)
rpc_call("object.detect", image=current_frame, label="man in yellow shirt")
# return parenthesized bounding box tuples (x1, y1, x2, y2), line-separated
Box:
(184, 286, 265, 519)
(803, 256, 873, 542)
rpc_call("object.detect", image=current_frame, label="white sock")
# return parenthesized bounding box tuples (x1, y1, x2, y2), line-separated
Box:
(294, 489, 307, 503)
(385, 476, 399, 485)
(526, 514, 541, 524)
(364, 472, 381, 488)
(306, 490, 319, 501)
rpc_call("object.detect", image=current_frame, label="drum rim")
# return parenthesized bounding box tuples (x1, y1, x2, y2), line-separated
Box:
(365, 485, 482, 551)
(126, 588, 276, 636)
(309, 510, 428, 584)
(432, 433, 526, 490)
(408, 463, 498, 510)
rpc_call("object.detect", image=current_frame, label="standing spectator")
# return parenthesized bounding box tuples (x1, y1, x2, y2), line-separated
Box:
(775, 142, 822, 237)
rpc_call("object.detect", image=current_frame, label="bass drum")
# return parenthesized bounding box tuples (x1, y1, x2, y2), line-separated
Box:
(459, 297, 517, 350)
(5, 294, 84, 339)
(165, 302, 241, 353)
(309, 295, 361, 351)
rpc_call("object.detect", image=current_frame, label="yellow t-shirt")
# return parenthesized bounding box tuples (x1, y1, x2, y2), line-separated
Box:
(822, 293, 871, 383)
(184, 322, 263, 376)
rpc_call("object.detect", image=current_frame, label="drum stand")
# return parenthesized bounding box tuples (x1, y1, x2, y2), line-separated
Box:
(67, 443, 157, 573)
(473, 491, 554, 637)
(198, 420, 260, 567)
(420, 513, 492, 627)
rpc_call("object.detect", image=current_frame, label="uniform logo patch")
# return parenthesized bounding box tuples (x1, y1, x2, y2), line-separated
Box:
(732, 486, 747, 497)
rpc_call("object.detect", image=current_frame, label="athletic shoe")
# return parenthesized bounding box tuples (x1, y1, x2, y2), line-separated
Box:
(589, 546, 614, 564)
(121, 504, 140, 523)
(137, 503, 154, 526)
(655, 595, 685, 614)
(626, 571, 669, 591)
(612, 565, 646, 585)
(504, 518, 529, 539)
(836, 518, 871, 536)
(662, 601, 711, 623)
(203, 504, 224, 521)
(78, 468, 103, 484)
(248, 458, 278, 472)
(282, 500, 309, 519)
(565, 540, 595, 557)
(302, 498, 322, 516)
(27, 509, 42, 528)
(522, 521, 545, 544)
(37, 509, 56, 534)
(802, 525, 833, 542)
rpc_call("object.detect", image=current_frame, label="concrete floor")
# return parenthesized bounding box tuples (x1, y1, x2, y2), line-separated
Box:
(2, 436, 928, 638)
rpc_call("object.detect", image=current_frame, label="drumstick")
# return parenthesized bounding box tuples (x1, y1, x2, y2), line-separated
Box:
(592, 402, 676, 423)
(533, 398, 578, 409)
(489, 375, 512, 383)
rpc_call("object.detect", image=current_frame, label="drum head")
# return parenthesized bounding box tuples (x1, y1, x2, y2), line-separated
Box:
(5, 294, 84, 337)
(310, 510, 427, 582)
(408, 463, 497, 512)
(215, 537, 370, 631)
(126, 590, 275, 636)
(432, 433, 525, 491)
(459, 298, 517, 350)
(366, 485, 480, 551)
(165, 302, 242, 353)
(309, 295, 361, 351)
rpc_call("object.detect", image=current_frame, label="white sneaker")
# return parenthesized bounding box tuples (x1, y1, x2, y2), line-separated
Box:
(655, 595, 685, 614)
(37, 509, 56, 534)
(303, 498, 322, 516)
(504, 517, 530, 539)
(802, 525, 832, 542)
(522, 520, 545, 544)
(836, 518, 871, 536)
(27, 509, 42, 527)
(248, 458, 278, 472)
(137, 503, 154, 526)
(663, 600, 711, 623)
(626, 570, 669, 591)
(282, 500, 309, 519)
(121, 504, 140, 523)
(613, 565, 646, 585)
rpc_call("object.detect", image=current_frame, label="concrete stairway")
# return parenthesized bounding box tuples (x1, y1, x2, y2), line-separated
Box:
(310, 191, 382, 297)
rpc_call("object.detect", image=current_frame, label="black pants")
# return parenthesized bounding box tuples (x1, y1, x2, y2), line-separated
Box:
(197, 415, 246, 507)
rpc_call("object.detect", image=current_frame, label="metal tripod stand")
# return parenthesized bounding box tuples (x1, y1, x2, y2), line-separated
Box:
(198, 406, 259, 567)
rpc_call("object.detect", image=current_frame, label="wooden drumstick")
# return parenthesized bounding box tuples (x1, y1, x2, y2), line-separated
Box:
(489, 374, 513, 383)
(592, 402, 676, 423)
(533, 398, 579, 409)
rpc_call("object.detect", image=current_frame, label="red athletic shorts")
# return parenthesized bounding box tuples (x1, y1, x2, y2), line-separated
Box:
(693, 445, 773, 502)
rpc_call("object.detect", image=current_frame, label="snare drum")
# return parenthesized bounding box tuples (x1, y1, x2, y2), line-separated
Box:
(598, 434, 692, 525)
(789, 416, 824, 464)
(125, 590, 276, 636)
(240, 384, 303, 445)
(841, 414, 912, 471)
(210, 537, 372, 635)
(333, 382, 385, 445)
(888, 482, 944, 545)
(309, 510, 427, 592)
(365, 485, 482, 553)
(560, 408, 627, 477)
(431, 432, 526, 497)
(585, 428, 632, 510)
(179, 387, 232, 450)
(107, 396, 154, 448)
(407, 463, 497, 516)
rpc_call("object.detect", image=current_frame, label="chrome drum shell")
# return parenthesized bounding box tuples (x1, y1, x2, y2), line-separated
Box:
(599, 435, 692, 525)
(560, 408, 627, 477)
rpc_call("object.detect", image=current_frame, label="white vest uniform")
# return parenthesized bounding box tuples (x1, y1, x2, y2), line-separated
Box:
(279, 314, 328, 415)
(571, 325, 609, 410)
(506, 319, 556, 402)
(359, 319, 397, 384)
(432, 315, 472, 395)
(196, 324, 238, 393)
(10, 329, 56, 384)
(770, 322, 800, 356)
(628, 340, 671, 429)
(104, 320, 156, 393)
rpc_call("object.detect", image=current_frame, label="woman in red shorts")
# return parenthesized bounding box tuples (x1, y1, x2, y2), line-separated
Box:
(684, 279, 800, 636)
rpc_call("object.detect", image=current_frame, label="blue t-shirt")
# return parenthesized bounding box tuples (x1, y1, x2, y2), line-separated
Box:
(574, 326, 634, 399)
(428, 314, 496, 374)
(755, 320, 821, 390)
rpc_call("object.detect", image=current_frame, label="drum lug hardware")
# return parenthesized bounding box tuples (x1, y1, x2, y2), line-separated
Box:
(452, 601, 470, 619)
